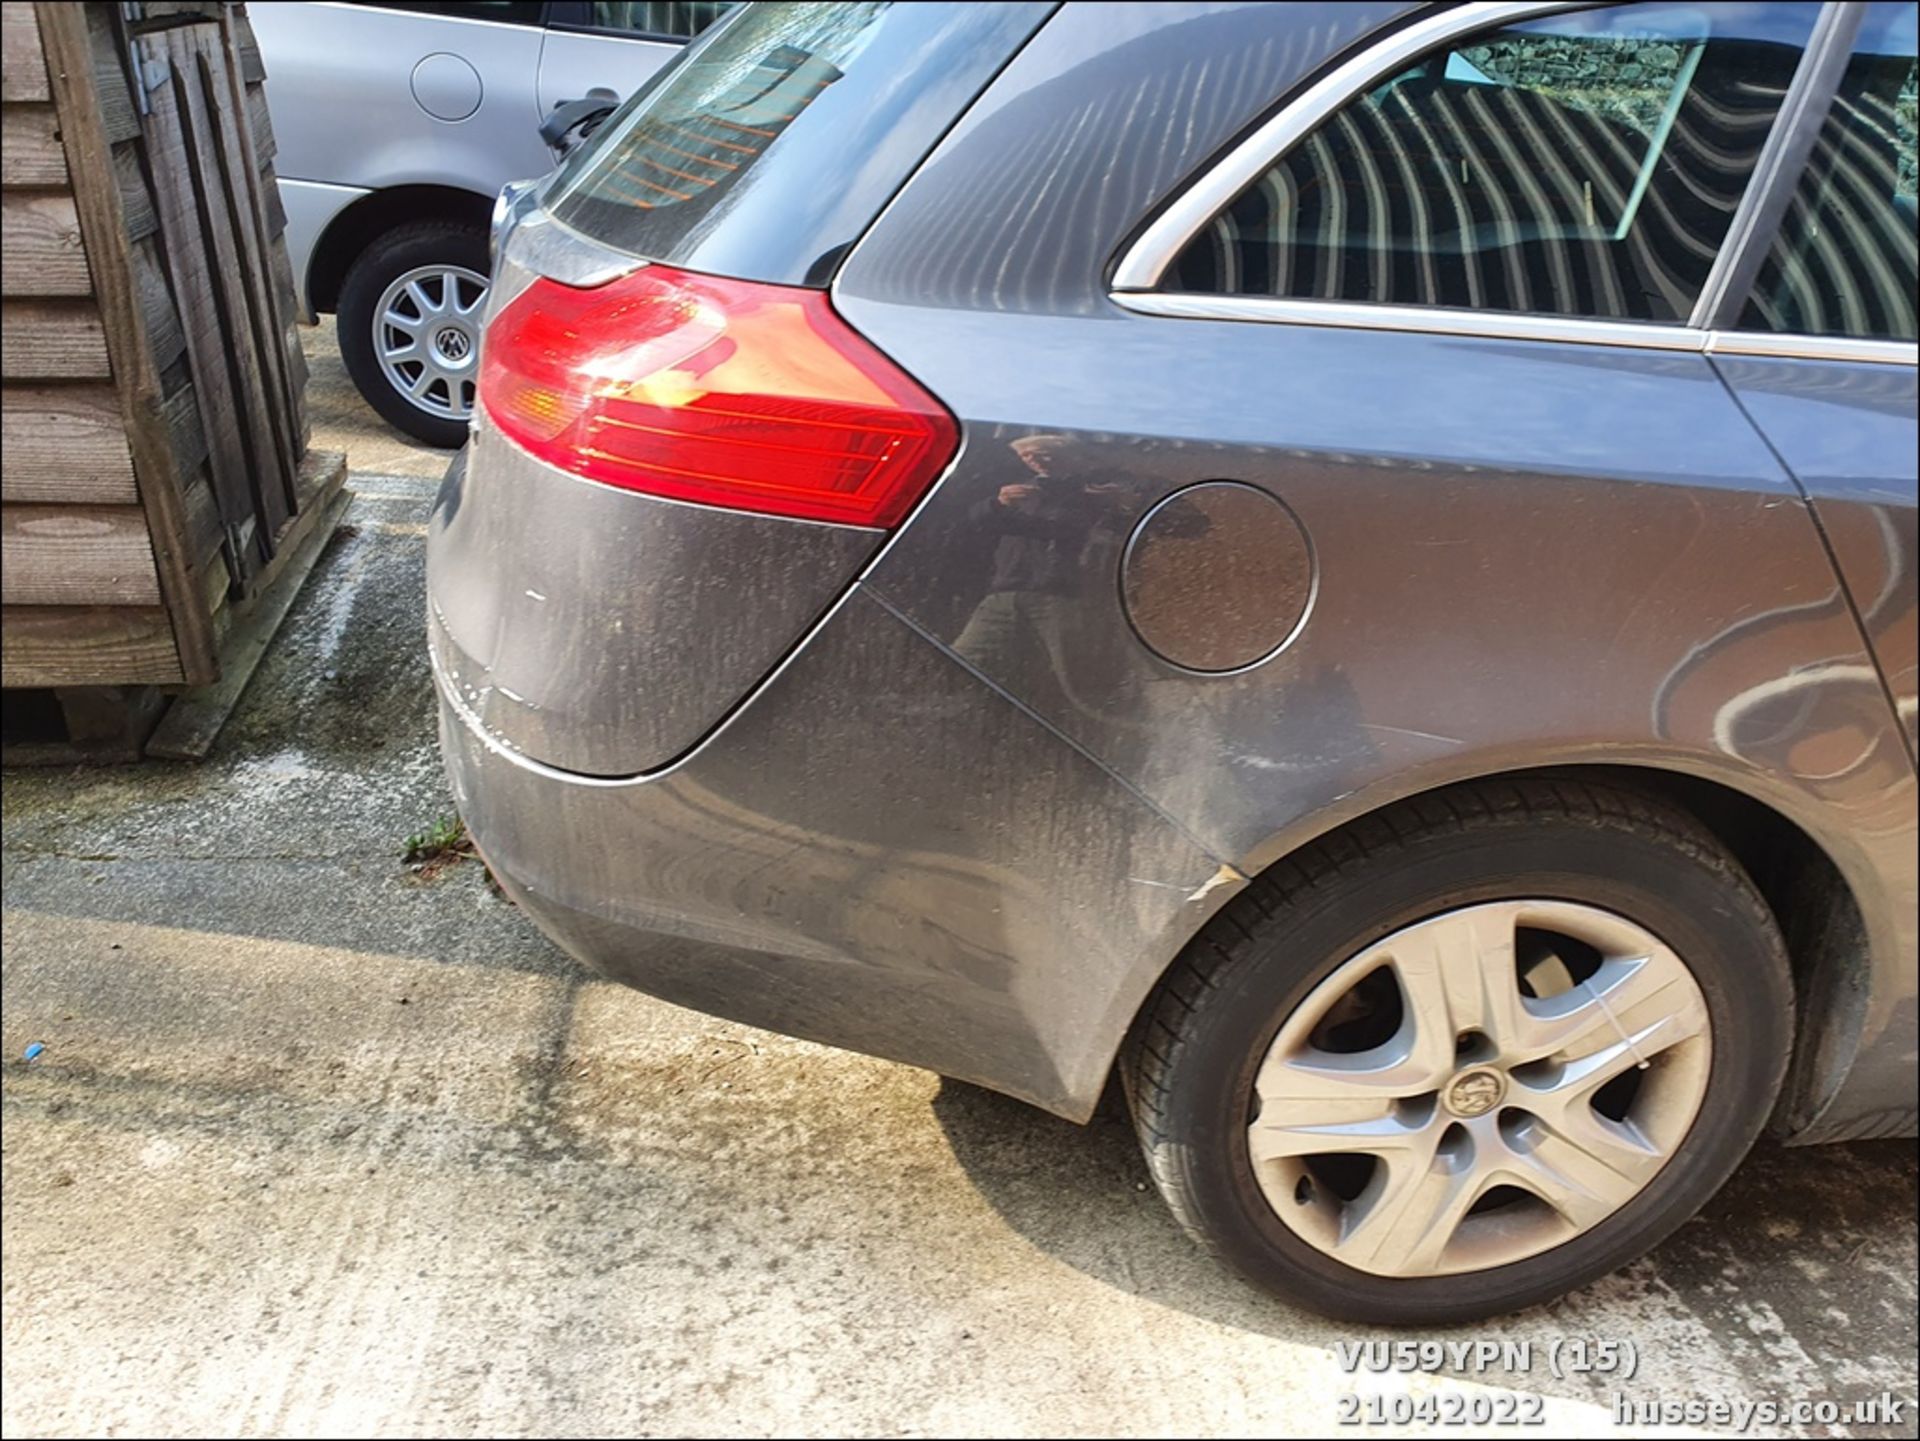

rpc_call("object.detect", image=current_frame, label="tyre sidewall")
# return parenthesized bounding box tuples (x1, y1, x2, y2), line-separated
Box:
(336, 222, 488, 449)
(1160, 818, 1792, 1324)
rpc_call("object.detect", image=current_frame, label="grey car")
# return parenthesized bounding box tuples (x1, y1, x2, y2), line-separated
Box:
(253, 0, 734, 445)
(428, 0, 1919, 1322)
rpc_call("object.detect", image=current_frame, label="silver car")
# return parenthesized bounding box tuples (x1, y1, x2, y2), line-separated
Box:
(430, 1, 1918, 1322)
(253, 0, 734, 445)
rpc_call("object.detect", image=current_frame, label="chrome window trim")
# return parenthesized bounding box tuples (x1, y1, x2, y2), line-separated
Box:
(1705, 332, 1920, 366)
(1108, 292, 1709, 351)
(1110, 291, 1919, 365)
(1109, 0, 1600, 291)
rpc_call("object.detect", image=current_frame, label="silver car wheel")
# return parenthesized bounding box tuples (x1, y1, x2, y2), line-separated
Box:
(1250, 899, 1712, 1278)
(373, 263, 488, 424)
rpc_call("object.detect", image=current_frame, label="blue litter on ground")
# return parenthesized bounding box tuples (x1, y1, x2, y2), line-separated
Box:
(23, 1042, 45, 1061)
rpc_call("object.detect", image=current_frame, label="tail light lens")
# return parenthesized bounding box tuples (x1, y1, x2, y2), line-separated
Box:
(479, 264, 957, 529)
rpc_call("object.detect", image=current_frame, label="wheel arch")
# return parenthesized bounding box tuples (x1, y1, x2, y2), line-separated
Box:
(1519, 764, 1866, 1145)
(1112, 759, 1877, 1141)
(305, 184, 495, 316)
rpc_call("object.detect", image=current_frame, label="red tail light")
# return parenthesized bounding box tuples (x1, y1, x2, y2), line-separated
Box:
(479, 264, 957, 529)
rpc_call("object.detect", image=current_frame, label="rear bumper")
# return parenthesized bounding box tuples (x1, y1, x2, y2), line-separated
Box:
(429, 562, 1234, 1121)
(430, 419, 879, 775)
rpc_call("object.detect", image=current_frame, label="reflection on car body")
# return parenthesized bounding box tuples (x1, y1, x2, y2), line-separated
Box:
(429, 0, 1918, 1322)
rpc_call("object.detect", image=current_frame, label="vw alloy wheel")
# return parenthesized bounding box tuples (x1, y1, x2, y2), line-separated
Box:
(372, 262, 489, 427)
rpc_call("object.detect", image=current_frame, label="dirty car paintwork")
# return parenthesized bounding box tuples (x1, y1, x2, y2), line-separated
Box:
(430, 0, 1916, 1135)
(432, 483, 1230, 1119)
(826, 0, 1917, 1139)
(430, 430, 879, 776)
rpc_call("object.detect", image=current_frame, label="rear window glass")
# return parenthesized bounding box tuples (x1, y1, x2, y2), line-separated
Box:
(1167, 1, 1823, 324)
(546, 1, 1055, 287)
(1738, 1, 1919, 341)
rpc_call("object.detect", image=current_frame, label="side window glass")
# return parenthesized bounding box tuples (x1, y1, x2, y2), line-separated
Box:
(1169, 2, 1823, 324)
(348, 2, 545, 22)
(1739, 1, 1919, 341)
(586, 2, 739, 40)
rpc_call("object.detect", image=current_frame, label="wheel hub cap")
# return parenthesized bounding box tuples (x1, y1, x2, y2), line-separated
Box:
(372, 263, 489, 423)
(1444, 1067, 1505, 1118)
(1249, 899, 1712, 1278)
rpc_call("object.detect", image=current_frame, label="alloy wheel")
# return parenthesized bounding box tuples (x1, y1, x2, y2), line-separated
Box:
(372, 263, 488, 425)
(1249, 899, 1712, 1277)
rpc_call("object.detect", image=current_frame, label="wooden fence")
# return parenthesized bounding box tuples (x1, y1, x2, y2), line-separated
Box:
(1, 0, 343, 753)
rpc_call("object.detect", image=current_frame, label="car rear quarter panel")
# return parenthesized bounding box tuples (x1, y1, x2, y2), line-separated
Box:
(833, 1, 1917, 1135)
(434, 576, 1227, 1119)
(253, 3, 551, 195)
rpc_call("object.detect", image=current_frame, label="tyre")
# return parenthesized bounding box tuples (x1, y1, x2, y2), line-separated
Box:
(336, 219, 489, 448)
(1122, 777, 1793, 1324)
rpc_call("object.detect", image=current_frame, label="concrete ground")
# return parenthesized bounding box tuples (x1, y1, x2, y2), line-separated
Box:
(303, 315, 449, 480)
(1, 330, 1915, 1439)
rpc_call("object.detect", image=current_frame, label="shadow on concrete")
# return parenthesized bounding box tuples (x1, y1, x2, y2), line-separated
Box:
(931, 1073, 1919, 1406)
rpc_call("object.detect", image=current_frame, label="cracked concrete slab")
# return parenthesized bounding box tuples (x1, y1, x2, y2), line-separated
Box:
(2, 463, 1915, 1438)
